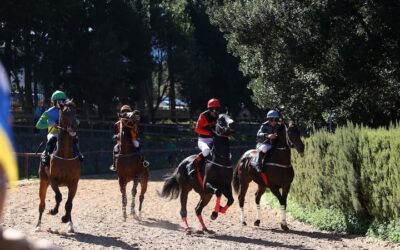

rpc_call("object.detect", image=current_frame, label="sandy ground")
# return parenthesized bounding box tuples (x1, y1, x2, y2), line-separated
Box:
(2, 169, 399, 250)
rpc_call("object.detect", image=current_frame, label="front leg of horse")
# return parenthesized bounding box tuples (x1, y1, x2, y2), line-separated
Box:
(219, 188, 234, 214)
(130, 177, 139, 219)
(270, 185, 289, 231)
(49, 182, 62, 216)
(195, 194, 213, 234)
(62, 182, 78, 233)
(35, 177, 49, 232)
(137, 168, 149, 219)
(119, 179, 128, 221)
(204, 182, 221, 220)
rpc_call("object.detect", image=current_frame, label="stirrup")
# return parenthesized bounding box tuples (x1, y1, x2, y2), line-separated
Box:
(143, 160, 150, 168)
(109, 165, 116, 171)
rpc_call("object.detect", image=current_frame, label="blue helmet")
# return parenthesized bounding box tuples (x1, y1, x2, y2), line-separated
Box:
(266, 110, 279, 119)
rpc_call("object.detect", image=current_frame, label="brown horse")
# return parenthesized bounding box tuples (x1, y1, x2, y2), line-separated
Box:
(115, 116, 148, 221)
(233, 121, 304, 230)
(160, 114, 235, 234)
(35, 100, 80, 233)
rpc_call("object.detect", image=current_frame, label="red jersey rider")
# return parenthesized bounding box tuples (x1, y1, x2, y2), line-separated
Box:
(187, 98, 221, 176)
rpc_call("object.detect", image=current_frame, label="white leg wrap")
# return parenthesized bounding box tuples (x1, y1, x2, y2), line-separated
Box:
(67, 221, 74, 233)
(256, 204, 260, 221)
(280, 206, 286, 225)
(240, 207, 245, 223)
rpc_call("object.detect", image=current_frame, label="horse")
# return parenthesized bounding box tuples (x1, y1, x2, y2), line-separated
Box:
(233, 121, 304, 230)
(35, 100, 80, 233)
(115, 115, 149, 221)
(159, 113, 235, 234)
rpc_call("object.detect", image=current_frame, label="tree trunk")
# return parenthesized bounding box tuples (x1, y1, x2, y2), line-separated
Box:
(167, 43, 176, 122)
(24, 30, 33, 114)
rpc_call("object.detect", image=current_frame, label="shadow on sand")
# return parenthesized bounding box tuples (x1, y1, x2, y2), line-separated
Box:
(58, 232, 138, 250)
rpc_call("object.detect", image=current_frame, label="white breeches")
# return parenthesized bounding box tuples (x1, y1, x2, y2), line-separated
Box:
(198, 137, 213, 157)
(47, 133, 58, 141)
(257, 143, 272, 153)
(132, 139, 139, 148)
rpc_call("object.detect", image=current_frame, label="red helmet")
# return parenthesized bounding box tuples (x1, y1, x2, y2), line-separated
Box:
(207, 98, 221, 108)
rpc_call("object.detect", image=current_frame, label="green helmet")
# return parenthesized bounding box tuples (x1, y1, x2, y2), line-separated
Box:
(51, 90, 67, 102)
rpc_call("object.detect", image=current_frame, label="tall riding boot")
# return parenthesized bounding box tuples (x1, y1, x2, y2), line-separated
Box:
(255, 151, 266, 173)
(73, 136, 84, 162)
(110, 144, 119, 171)
(41, 137, 57, 166)
(187, 154, 204, 177)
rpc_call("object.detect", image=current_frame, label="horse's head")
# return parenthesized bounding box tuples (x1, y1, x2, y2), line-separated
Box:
(59, 99, 77, 136)
(285, 121, 305, 155)
(216, 113, 235, 137)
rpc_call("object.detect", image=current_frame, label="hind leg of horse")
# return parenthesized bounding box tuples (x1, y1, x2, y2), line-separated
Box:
(49, 181, 62, 216)
(130, 177, 139, 218)
(195, 193, 213, 233)
(62, 181, 78, 233)
(138, 168, 149, 219)
(254, 185, 266, 226)
(35, 177, 49, 231)
(180, 188, 191, 234)
(269, 185, 289, 231)
(238, 181, 250, 226)
(119, 178, 128, 221)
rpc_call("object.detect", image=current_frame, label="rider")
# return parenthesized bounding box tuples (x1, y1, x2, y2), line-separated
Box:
(36, 90, 84, 166)
(187, 98, 221, 177)
(109, 105, 148, 171)
(255, 110, 280, 173)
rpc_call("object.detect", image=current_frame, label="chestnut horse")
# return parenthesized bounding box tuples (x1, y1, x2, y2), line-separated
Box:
(115, 116, 148, 221)
(233, 121, 304, 230)
(160, 114, 235, 234)
(35, 100, 80, 233)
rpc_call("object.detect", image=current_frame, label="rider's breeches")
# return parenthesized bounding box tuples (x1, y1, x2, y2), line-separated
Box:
(256, 143, 271, 153)
(132, 139, 139, 148)
(198, 137, 213, 157)
(45, 134, 58, 154)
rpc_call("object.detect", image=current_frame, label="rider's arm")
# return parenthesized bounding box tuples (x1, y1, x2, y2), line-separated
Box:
(35, 111, 49, 129)
(195, 114, 212, 136)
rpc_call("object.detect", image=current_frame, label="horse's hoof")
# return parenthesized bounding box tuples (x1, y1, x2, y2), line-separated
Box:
(254, 220, 260, 227)
(49, 209, 58, 215)
(67, 222, 75, 233)
(185, 229, 192, 235)
(204, 229, 215, 234)
(241, 221, 247, 226)
(196, 230, 205, 234)
(61, 215, 69, 223)
(281, 224, 289, 231)
(210, 212, 218, 220)
(34, 226, 41, 232)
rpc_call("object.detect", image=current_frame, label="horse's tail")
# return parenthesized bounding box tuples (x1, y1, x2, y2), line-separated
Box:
(233, 155, 248, 194)
(159, 167, 181, 200)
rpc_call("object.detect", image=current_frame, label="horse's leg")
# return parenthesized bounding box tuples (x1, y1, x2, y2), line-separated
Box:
(119, 178, 128, 221)
(62, 181, 78, 233)
(130, 176, 139, 218)
(138, 168, 149, 219)
(49, 180, 62, 215)
(254, 184, 267, 226)
(238, 180, 250, 226)
(195, 193, 213, 233)
(269, 184, 289, 231)
(35, 177, 49, 232)
(180, 187, 191, 234)
(219, 186, 234, 214)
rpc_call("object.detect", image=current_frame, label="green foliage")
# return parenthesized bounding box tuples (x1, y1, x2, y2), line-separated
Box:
(211, 0, 400, 126)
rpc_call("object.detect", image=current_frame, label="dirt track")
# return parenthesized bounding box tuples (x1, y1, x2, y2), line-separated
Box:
(2, 169, 398, 250)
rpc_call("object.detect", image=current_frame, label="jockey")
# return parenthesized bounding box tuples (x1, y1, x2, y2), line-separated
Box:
(187, 98, 221, 177)
(35, 90, 84, 166)
(255, 110, 280, 173)
(109, 105, 148, 171)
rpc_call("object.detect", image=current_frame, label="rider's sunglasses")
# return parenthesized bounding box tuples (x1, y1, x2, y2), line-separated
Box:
(269, 118, 278, 122)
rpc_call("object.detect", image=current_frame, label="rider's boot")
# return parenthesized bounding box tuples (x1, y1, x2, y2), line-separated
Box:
(187, 153, 204, 177)
(110, 144, 119, 171)
(136, 145, 150, 168)
(73, 136, 84, 162)
(255, 151, 266, 173)
(41, 137, 57, 166)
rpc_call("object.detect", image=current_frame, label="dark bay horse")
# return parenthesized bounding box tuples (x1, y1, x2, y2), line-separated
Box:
(35, 100, 80, 233)
(160, 114, 235, 234)
(233, 121, 304, 230)
(116, 116, 148, 221)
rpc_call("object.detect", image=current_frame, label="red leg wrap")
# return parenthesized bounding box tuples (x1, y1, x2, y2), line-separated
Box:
(197, 215, 207, 231)
(260, 172, 268, 186)
(182, 217, 189, 231)
(214, 196, 221, 213)
(220, 205, 229, 214)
